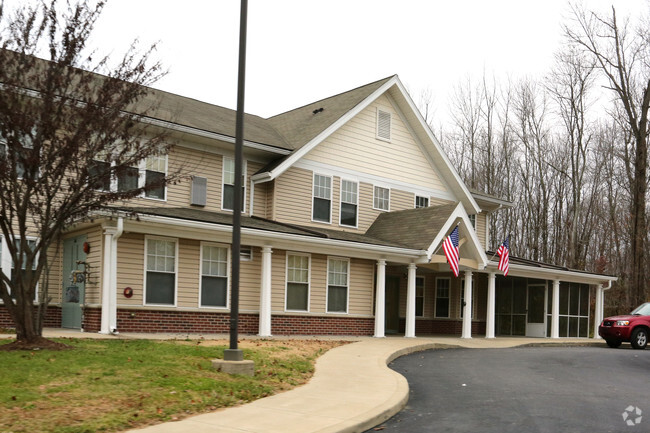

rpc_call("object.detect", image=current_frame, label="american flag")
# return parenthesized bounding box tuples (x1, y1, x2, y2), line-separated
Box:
(443, 226, 460, 277)
(497, 236, 510, 276)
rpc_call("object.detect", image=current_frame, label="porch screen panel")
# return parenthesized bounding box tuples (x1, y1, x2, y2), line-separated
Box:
(546, 282, 590, 337)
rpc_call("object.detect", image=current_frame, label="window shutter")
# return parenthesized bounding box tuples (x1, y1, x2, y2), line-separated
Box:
(191, 176, 207, 206)
(377, 109, 391, 140)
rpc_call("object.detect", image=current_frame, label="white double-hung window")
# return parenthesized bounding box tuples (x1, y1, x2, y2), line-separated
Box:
(312, 174, 332, 223)
(327, 258, 349, 313)
(222, 157, 246, 211)
(200, 244, 229, 308)
(373, 186, 390, 211)
(145, 237, 177, 305)
(340, 180, 358, 227)
(286, 253, 310, 311)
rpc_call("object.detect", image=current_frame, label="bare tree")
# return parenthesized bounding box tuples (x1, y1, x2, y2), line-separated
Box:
(0, 0, 175, 348)
(566, 4, 650, 309)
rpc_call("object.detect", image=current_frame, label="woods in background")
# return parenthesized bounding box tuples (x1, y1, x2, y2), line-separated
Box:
(433, 4, 650, 315)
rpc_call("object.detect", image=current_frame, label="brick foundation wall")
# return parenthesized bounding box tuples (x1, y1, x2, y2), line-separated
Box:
(80, 308, 375, 336)
(401, 319, 487, 336)
(271, 315, 374, 336)
(0, 305, 62, 329)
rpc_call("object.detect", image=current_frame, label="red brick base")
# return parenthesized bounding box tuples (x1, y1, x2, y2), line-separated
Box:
(0, 304, 486, 337)
(0, 305, 61, 329)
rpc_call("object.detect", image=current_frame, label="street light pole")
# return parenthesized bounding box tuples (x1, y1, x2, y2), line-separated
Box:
(224, 0, 247, 362)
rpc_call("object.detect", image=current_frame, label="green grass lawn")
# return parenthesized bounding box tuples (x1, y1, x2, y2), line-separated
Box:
(0, 338, 341, 432)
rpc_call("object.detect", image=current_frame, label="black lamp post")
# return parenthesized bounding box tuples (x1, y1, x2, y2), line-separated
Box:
(224, 0, 247, 362)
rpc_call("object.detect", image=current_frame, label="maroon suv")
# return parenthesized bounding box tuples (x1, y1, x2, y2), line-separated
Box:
(599, 302, 650, 349)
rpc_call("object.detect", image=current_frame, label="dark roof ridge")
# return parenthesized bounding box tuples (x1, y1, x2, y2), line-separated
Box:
(266, 75, 396, 120)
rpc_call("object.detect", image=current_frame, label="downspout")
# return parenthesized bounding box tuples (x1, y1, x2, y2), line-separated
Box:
(593, 280, 613, 340)
(109, 217, 123, 334)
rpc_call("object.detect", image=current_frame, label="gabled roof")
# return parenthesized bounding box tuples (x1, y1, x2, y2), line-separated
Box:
(267, 76, 394, 150)
(252, 75, 480, 214)
(366, 203, 488, 268)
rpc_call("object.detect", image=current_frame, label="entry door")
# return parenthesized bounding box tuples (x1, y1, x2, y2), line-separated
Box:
(385, 276, 400, 334)
(61, 235, 87, 329)
(526, 284, 546, 337)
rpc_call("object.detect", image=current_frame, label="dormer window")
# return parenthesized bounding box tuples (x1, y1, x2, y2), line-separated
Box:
(376, 108, 391, 141)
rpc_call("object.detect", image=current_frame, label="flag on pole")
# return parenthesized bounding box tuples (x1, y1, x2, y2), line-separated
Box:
(442, 226, 460, 277)
(497, 236, 510, 276)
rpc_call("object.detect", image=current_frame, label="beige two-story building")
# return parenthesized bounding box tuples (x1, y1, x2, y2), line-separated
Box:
(0, 75, 616, 338)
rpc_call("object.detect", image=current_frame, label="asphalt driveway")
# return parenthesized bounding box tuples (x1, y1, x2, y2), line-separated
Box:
(365, 345, 648, 433)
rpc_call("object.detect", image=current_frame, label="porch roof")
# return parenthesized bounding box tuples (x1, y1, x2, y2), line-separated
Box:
(104, 206, 413, 249)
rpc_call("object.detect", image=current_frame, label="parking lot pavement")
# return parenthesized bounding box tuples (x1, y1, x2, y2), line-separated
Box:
(365, 346, 649, 433)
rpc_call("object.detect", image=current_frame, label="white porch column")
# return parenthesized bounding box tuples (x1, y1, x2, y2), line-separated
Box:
(374, 259, 386, 338)
(258, 246, 273, 337)
(100, 219, 123, 335)
(405, 263, 417, 338)
(99, 229, 114, 334)
(593, 286, 603, 339)
(551, 279, 560, 338)
(462, 270, 473, 339)
(486, 272, 496, 338)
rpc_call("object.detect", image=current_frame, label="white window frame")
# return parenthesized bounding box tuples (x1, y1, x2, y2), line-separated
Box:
(339, 178, 358, 228)
(416, 275, 425, 318)
(376, 107, 392, 142)
(326, 257, 350, 314)
(199, 242, 230, 309)
(373, 185, 390, 211)
(311, 173, 333, 224)
(460, 277, 475, 319)
(434, 277, 450, 319)
(468, 214, 476, 228)
(415, 195, 429, 209)
(0, 235, 39, 302)
(221, 156, 247, 212)
(143, 236, 178, 307)
(89, 153, 168, 201)
(284, 252, 311, 312)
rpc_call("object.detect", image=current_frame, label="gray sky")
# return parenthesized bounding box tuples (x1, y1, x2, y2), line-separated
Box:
(89, 0, 647, 121)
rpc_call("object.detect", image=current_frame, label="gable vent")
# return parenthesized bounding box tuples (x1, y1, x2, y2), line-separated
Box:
(377, 109, 391, 141)
(190, 176, 207, 206)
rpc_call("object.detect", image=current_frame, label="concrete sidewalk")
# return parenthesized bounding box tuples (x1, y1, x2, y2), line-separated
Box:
(16, 330, 605, 433)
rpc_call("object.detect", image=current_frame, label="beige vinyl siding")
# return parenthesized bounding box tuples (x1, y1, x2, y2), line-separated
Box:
(116, 233, 145, 306)
(266, 181, 275, 220)
(429, 197, 453, 207)
(358, 182, 381, 231)
(125, 145, 263, 216)
(348, 258, 374, 315)
(270, 249, 287, 312)
(273, 167, 312, 225)
(391, 189, 415, 212)
(44, 241, 63, 304)
(240, 247, 261, 311)
(303, 94, 446, 192)
(177, 239, 199, 308)
(475, 212, 487, 248)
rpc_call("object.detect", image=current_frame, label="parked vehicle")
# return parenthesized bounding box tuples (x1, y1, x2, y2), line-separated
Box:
(599, 303, 650, 349)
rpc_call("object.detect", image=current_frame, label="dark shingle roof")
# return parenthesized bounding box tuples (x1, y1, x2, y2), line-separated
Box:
(365, 203, 459, 250)
(266, 76, 394, 150)
(109, 207, 413, 249)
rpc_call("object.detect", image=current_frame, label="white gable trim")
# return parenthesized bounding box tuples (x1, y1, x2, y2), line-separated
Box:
(426, 202, 488, 268)
(253, 75, 480, 215)
(389, 79, 480, 214)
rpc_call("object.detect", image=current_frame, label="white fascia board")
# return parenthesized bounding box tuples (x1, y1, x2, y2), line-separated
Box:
(260, 76, 400, 181)
(391, 78, 480, 215)
(139, 116, 291, 156)
(486, 261, 618, 285)
(97, 211, 426, 262)
(426, 202, 488, 268)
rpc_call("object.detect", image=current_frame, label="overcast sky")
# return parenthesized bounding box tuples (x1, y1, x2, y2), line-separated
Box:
(85, 0, 648, 123)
